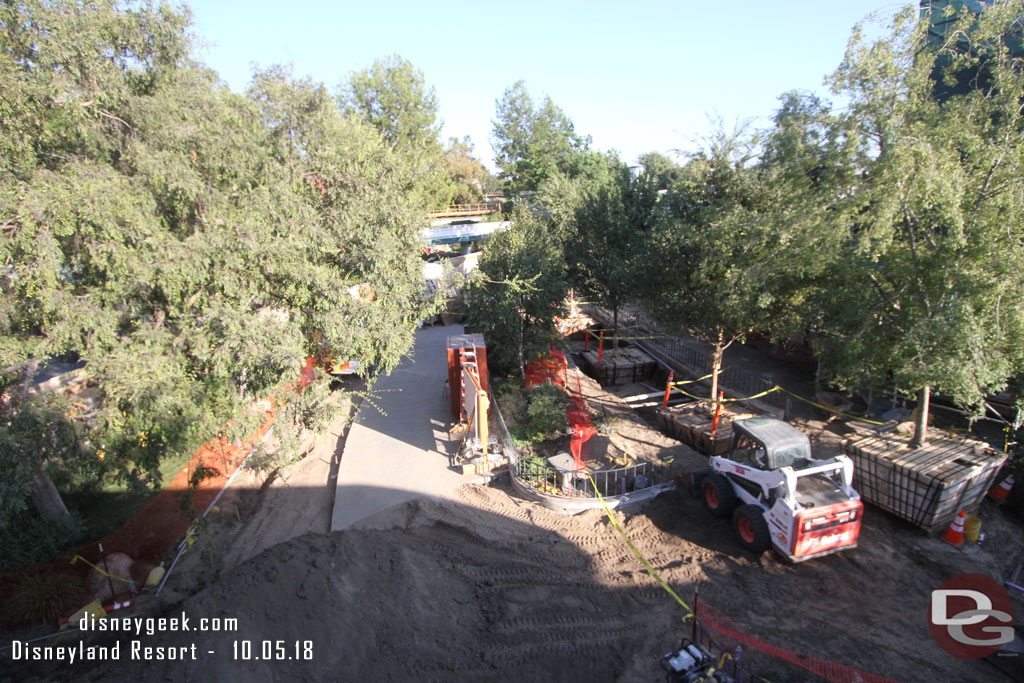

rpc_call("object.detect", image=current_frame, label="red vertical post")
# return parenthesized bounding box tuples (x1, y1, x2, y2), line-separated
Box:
(662, 371, 674, 409)
(584, 329, 590, 350)
(711, 391, 724, 435)
(598, 331, 604, 363)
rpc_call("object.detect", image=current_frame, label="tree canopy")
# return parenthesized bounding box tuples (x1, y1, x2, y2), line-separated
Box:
(490, 81, 591, 195)
(0, 1, 442, 523)
(818, 2, 1024, 444)
(464, 207, 567, 377)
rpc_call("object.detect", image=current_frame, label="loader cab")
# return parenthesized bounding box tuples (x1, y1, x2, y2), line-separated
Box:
(729, 417, 814, 471)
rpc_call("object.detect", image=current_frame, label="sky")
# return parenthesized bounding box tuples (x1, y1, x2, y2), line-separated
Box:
(183, 1, 915, 169)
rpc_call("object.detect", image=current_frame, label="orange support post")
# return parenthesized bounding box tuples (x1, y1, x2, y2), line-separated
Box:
(711, 391, 724, 435)
(585, 329, 590, 350)
(598, 331, 604, 363)
(662, 371, 674, 409)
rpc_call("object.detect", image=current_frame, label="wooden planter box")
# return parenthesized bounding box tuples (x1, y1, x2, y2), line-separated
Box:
(580, 346, 657, 386)
(656, 403, 756, 456)
(840, 431, 1007, 534)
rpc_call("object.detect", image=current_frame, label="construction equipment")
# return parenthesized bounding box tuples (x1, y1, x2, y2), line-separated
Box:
(696, 416, 862, 562)
(660, 638, 731, 682)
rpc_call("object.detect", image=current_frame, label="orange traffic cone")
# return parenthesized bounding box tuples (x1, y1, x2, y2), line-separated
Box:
(990, 475, 1015, 502)
(943, 510, 966, 546)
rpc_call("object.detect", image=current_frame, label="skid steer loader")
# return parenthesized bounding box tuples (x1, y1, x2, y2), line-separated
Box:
(695, 416, 862, 562)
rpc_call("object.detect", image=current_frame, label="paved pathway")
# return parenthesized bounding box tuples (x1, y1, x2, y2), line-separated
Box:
(330, 324, 479, 531)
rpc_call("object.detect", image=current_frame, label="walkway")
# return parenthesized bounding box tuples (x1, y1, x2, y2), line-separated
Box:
(330, 324, 481, 531)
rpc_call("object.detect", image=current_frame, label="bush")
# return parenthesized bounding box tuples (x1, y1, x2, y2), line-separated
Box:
(526, 384, 569, 441)
(0, 511, 85, 574)
(496, 390, 527, 428)
(4, 570, 85, 626)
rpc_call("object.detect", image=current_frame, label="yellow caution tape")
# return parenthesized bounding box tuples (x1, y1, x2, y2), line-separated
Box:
(667, 384, 783, 404)
(585, 473, 693, 618)
(70, 556, 137, 585)
(776, 387, 886, 425)
(666, 372, 716, 387)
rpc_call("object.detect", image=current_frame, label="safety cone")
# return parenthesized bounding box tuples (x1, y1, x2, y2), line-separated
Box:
(990, 475, 1015, 502)
(943, 510, 966, 546)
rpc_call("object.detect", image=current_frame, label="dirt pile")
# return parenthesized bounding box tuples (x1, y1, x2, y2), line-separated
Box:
(11, 476, 1015, 683)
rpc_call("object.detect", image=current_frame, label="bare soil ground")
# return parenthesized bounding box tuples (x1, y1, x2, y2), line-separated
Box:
(16, 477, 1022, 683)
(11, 381, 1024, 683)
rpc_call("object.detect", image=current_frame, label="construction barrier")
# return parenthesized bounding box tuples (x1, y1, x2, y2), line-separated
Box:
(587, 474, 900, 683)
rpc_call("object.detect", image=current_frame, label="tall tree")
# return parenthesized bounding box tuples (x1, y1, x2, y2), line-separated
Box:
(571, 159, 660, 343)
(464, 208, 567, 377)
(442, 136, 493, 205)
(637, 151, 684, 190)
(490, 81, 590, 195)
(0, 2, 440, 523)
(643, 127, 795, 401)
(823, 3, 1024, 447)
(338, 54, 451, 209)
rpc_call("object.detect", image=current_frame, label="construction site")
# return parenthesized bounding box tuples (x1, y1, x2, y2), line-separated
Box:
(4, 305, 1024, 683)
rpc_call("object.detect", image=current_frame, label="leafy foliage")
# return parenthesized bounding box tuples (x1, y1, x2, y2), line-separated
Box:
(490, 81, 591, 195)
(0, 2, 442, 522)
(818, 4, 1024, 441)
(501, 383, 569, 447)
(464, 207, 567, 377)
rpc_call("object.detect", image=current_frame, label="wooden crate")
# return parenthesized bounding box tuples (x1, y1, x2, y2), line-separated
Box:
(840, 432, 1007, 534)
(580, 346, 657, 386)
(656, 403, 755, 456)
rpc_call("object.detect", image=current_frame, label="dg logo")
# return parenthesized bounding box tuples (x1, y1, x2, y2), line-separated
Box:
(929, 573, 1015, 659)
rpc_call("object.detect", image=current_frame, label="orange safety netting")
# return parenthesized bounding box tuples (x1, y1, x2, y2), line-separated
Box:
(695, 600, 901, 683)
(525, 349, 596, 466)
(1, 361, 318, 596)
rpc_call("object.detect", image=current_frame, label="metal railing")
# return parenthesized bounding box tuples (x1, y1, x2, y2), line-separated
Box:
(592, 307, 787, 412)
(426, 202, 501, 218)
(493, 394, 681, 500)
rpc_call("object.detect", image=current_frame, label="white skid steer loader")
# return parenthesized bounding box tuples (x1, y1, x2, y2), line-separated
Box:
(696, 416, 862, 562)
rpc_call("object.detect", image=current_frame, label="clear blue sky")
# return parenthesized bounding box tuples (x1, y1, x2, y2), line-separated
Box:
(184, 1, 914, 169)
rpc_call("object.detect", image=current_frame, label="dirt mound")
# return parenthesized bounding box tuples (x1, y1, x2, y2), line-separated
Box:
(12, 476, 1011, 683)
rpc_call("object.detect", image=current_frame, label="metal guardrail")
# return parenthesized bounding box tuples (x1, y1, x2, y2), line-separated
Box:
(592, 307, 787, 412)
(426, 202, 501, 218)
(493, 393, 680, 500)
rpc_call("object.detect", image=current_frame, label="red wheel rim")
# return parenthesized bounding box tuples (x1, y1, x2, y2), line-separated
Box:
(704, 484, 718, 508)
(738, 515, 755, 543)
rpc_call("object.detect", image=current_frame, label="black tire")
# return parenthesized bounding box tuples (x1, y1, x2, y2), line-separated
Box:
(732, 504, 772, 554)
(702, 473, 737, 518)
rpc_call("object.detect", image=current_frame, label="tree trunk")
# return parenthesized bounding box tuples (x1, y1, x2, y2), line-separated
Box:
(31, 460, 71, 520)
(910, 385, 930, 449)
(517, 315, 526, 379)
(710, 330, 724, 404)
(612, 305, 619, 349)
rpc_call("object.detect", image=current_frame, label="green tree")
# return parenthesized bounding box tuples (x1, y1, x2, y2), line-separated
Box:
(643, 127, 795, 401)
(442, 136, 491, 205)
(490, 81, 591, 195)
(571, 160, 660, 343)
(338, 54, 451, 209)
(0, 2, 440, 524)
(637, 151, 683, 190)
(464, 208, 568, 377)
(822, 3, 1024, 447)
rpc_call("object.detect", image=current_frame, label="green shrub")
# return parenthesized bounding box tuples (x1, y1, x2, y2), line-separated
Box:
(4, 570, 85, 626)
(525, 384, 569, 441)
(0, 512, 84, 574)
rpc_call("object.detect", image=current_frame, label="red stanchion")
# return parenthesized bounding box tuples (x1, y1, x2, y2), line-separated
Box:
(662, 372, 674, 409)
(598, 331, 604, 363)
